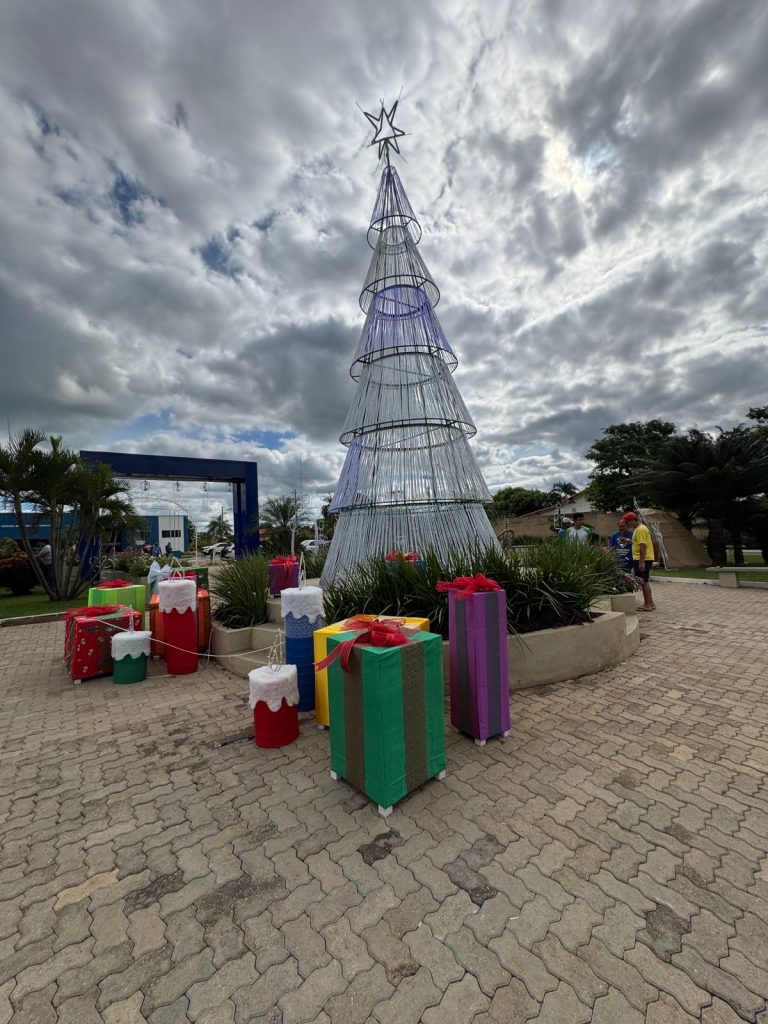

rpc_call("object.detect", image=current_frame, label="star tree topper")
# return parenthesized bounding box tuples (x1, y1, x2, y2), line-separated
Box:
(364, 100, 405, 162)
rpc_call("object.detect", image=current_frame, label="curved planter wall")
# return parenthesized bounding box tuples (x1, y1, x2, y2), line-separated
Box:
(213, 608, 641, 688)
(441, 610, 639, 691)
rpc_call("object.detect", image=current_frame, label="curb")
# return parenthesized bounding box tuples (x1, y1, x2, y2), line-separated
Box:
(0, 611, 68, 628)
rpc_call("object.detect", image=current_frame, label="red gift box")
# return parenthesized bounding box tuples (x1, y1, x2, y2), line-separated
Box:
(65, 605, 142, 684)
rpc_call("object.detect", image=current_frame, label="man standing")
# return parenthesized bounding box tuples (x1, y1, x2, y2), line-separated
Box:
(621, 512, 656, 611)
(37, 538, 53, 590)
(567, 514, 592, 545)
(557, 517, 573, 538)
(608, 519, 634, 571)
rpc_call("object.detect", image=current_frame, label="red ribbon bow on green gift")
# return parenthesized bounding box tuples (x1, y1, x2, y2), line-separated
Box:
(96, 579, 134, 588)
(436, 573, 502, 601)
(315, 620, 410, 674)
(270, 554, 298, 587)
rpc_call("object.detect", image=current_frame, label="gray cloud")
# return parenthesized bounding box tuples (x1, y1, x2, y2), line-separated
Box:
(0, 0, 767, 512)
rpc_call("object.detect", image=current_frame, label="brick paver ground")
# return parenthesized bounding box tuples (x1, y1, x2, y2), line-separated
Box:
(1, 582, 767, 1023)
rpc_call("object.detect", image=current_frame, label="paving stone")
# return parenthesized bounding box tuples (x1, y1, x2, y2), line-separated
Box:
(422, 889, 476, 940)
(402, 922, 464, 989)
(625, 941, 711, 1016)
(549, 898, 602, 953)
(92, 903, 130, 953)
(591, 988, 644, 1024)
(205, 914, 246, 969)
(371, 966, 441, 1024)
(592, 903, 645, 955)
(9, 981, 57, 1024)
(282, 914, 329, 978)
(532, 980, 591, 1023)
(577, 937, 658, 1012)
(321, 916, 374, 980)
(444, 925, 509, 996)
(324, 963, 393, 1024)
(421, 973, 489, 1023)
(102, 991, 146, 1023)
(477, 978, 539, 1023)
(489, 927, 559, 1002)
(55, 939, 134, 1004)
(278, 961, 345, 1024)
(533, 932, 608, 1007)
(241, 911, 289, 972)
(703, 996, 758, 1024)
(11, 936, 94, 1004)
(507, 893, 561, 949)
(128, 906, 167, 958)
(54, 870, 119, 909)
(57, 990, 103, 1024)
(186, 953, 257, 1021)
(646, 993, 701, 1023)
(97, 947, 174, 1011)
(232, 957, 301, 1021)
(361, 919, 419, 985)
(671, 946, 766, 1021)
(147, 996, 190, 1023)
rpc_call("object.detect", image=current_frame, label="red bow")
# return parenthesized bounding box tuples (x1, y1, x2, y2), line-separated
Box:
(270, 555, 298, 586)
(315, 620, 409, 673)
(96, 579, 134, 588)
(436, 574, 502, 601)
(385, 549, 421, 562)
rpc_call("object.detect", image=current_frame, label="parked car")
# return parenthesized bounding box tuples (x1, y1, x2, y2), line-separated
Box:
(300, 539, 329, 555)
(202, 541, 234, 559)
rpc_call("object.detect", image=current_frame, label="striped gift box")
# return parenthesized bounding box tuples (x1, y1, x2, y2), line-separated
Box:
(327, 630, 445, 816)
(447, 589, 510, 744)
(313, 616, 430, 728)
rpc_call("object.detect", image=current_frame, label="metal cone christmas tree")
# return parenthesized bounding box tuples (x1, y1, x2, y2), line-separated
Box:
(320, 103, 500, 585)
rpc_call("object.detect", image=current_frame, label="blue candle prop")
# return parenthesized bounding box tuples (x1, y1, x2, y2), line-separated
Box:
(281, 586, 325, 712)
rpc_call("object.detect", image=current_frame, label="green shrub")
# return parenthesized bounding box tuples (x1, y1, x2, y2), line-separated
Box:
(0, 554, 38, 595)
(211, 554, 269, 628)
(0, 538, 19, 559)
(323, 540, 620, 637)
(301, 547, 328, 580)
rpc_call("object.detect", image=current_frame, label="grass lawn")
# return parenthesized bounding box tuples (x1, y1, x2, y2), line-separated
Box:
(0, 587, 86, 619)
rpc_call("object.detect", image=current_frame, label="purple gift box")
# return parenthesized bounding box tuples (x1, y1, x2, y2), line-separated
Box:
(448, 589, 510, 743)
(268, 561, 300, 597)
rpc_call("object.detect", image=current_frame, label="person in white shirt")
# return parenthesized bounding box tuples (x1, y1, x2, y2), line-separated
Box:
(566, 514, 592, 545)
(38, 540, 53, 587)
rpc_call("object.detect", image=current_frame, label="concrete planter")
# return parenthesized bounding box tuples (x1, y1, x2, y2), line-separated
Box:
(441, 610, 639, 691)
(211, 621, 280, 677)
(592, 592, 638, 615)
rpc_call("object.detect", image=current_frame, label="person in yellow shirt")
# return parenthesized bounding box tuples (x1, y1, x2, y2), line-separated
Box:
(621, 512, 656, 611)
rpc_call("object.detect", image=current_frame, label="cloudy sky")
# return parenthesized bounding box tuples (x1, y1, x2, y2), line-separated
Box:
(1, 0, 767, 520)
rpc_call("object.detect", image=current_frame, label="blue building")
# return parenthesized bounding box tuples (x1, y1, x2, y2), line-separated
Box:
(0, 512, 190, 555)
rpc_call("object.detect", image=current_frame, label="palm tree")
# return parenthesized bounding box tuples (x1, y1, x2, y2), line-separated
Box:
(260, 495, 311, 554)
(203, 515, 234, 544)
(632, 426, 768, 565)
(0, 430, 140, 599)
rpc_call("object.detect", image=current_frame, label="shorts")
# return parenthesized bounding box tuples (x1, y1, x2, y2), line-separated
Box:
(632, 560, 653, 583)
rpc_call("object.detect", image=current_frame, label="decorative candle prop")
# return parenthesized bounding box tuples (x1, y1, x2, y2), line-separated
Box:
(248, 633, 299, 748)
(281, 586, 325, 712)
(158, 579, 198, 675)
(111, 630, 152, 684)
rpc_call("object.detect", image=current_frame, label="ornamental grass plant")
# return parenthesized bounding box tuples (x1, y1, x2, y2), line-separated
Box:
(210, 553, 269, 628)
(323, 539, 624, 638)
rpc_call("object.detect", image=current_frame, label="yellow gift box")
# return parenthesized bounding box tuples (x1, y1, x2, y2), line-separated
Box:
(313, 615, 430, 728)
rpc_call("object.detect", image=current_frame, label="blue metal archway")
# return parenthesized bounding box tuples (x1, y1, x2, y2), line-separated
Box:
(80, 451, 259, 556)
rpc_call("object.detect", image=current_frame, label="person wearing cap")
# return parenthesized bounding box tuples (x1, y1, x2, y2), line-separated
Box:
(557, 517, 573, 539)
(622, 512, 656, 610)
(607, 518, 634, 571)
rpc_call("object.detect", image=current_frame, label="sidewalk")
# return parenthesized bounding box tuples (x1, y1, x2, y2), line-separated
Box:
(0, 584, 767, 1022)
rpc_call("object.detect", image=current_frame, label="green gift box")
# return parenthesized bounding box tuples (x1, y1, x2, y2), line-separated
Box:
(327, 630, 446, 816)
(88, 583, 147, 623)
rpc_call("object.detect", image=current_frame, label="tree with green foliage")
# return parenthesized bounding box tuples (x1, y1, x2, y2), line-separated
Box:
(259, 494, 311, 554)
(202, 515, 234, 545)
(584, 419, 678, 514)
(548, 481, 579, 502)
(633, 426, 768, 565)
(0, 429, 138, 600)
(487, 487, 553, 522)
